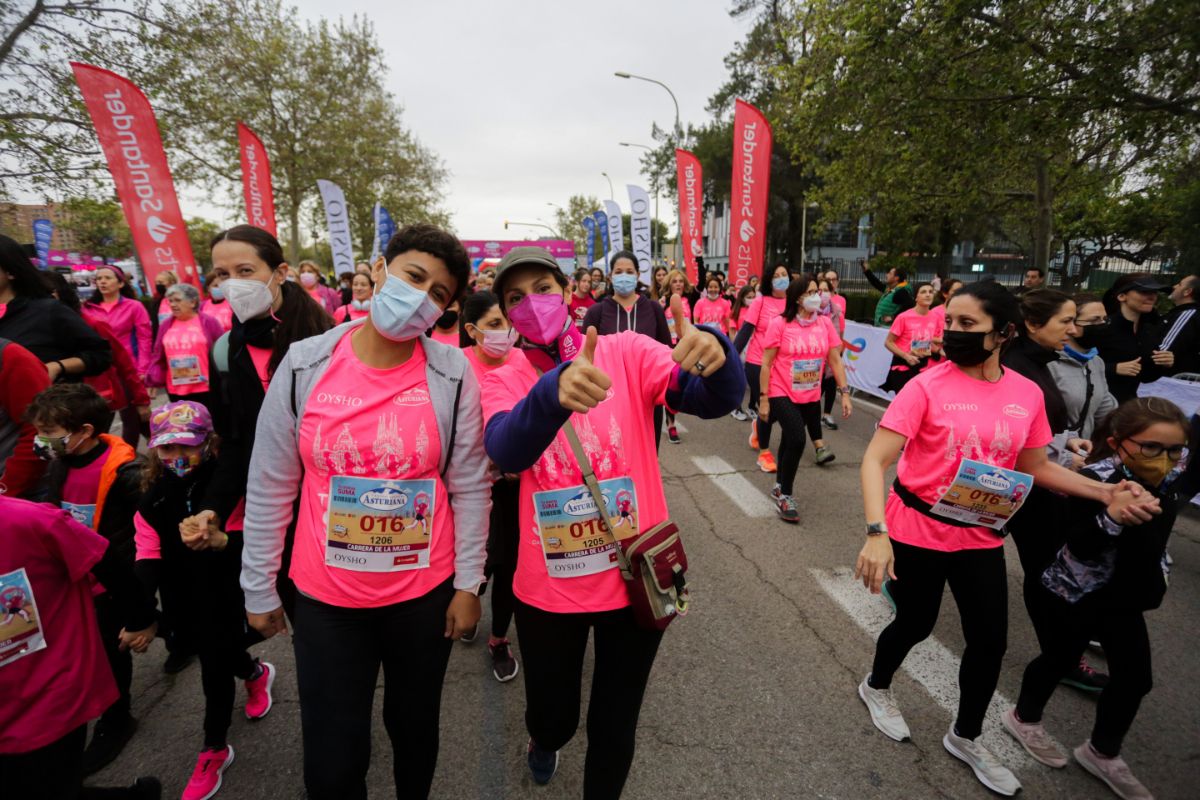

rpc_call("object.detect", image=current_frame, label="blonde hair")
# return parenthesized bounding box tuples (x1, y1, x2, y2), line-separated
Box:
(660, 269, 693, 300)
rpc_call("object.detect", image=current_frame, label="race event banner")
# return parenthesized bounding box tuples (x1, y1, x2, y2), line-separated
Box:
(593, 209, 610, 266)
(728, 99, 772, 288)
(676, 149, 704, 285)
(316, 179, 355, 275)
(237, 122, 277, 236)
(627, 185, 653, 284)
(32, 219, 53, 268)
(603, 199, 623, 268)
(71, 62, 199, 287)
(371, 202, 396, 261)
(582, 216, 597, 267)
(840, 321, 895, 401)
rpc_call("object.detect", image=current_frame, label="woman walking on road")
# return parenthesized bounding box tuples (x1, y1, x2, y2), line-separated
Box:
(481, 246, 743, 798)
(758, 274, 852, 522)
(854, 281, 1160, 797)
(880, 281, 943, 395)
(733, 264, 791, 473)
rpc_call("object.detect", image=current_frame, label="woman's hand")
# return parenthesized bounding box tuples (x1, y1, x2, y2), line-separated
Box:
(854, 536, 895, 594)
(1105, 485, 1161, 525)
(444, 591, 482, 639)
(1152, 349, 1174, 367)
(758, 396, 770, 421)
(45, 361, 63, 382)
(671, 295, 725, 376)
(148, 386, 160, 399)
(119, 622, 157, 653)
(247, 607, 288, 639)
(840, 392, 853, 419)
(558, 327, 612, 413)
(903, 352, 921, 366)
(1115, 358, 1142, 377)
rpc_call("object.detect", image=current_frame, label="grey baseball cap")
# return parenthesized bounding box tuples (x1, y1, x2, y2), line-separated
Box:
(491, 246, 565, 298)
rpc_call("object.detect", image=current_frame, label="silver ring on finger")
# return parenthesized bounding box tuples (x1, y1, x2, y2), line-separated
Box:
(694, 360, 706, 374)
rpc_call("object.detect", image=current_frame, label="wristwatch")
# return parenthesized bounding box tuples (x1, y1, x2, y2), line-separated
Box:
(837, 385, 852, 395)
(866, 522, 888, 537)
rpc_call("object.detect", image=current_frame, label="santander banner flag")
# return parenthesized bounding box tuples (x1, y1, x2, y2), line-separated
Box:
(728, 99, 772, 288)
(237, 122, 277, 236)
(676, 149, 704, 285)
(71, 62, 198, 287)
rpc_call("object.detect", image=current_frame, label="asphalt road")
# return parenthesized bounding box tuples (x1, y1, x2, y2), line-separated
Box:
(94, 396, 1200, 799)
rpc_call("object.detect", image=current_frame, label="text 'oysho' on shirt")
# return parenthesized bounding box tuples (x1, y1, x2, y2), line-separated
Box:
(879, 360, 1052, 551)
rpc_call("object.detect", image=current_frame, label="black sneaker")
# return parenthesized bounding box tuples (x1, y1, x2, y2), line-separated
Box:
(527, 739, 559, 785)
(776, 495, 800, 524)
(132, 776, 163, 800)
(163, 650, 196, 674)
(822, 414, 839, 430)
(489, 639, 519, 683)
(83, 714, 138, 775)
(1060, 657, 1109, 693)
(668, 426, 681, 443)
(459, 622, 479, 644)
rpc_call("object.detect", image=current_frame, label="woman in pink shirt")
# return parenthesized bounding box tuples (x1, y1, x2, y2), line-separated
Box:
(240, 224, 490, 800)
(481, 246, 744, 796)
(659, 270, 693, 443)
(145, 284, 224, 410)
(817, 275, 848, 431)
(297, 261, 340, 315)
(881, 282, 944, 395)
(732, 264, 792, 472)
(853, 281, 1160, 796)
(692, 275, 731, 331)
(333, 272, 372, 324)
(86, 265, 153, 446)
(758, 274, 853, 522)
(201, 270, 234, 332)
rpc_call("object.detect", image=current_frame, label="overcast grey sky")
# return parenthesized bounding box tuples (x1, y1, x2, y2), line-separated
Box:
(283, 0, 750, 240)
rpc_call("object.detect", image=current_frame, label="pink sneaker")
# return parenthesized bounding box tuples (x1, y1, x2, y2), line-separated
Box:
(244, 661, 275, 720)
(182, 745, 233, 800)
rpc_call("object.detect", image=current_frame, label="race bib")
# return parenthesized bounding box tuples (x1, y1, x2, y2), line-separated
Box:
(929, 458, 1034, 530)
(325, 476, 435, 572)
(0, 568, 46, 668)
(168, 354, 205, 386)
(911, 339, 930, 353)
(791, 358, 823, 392)
(61, 501, 96, 530)
(533, 477, 638, 578)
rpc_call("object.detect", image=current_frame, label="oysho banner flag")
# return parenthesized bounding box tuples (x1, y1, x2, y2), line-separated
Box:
(237, 122, 277, 236)
(602, 200, 623, 265)
(582, 216, 597, 268)
(728, 99, 772, 288)
(71, 62, 198, 287)
(371, 203, 396, 261)
(676, 149, 704, 285)
(627, 185, 653, 285)
(317, 180, 355, 275)
(32, 219, 53, 268)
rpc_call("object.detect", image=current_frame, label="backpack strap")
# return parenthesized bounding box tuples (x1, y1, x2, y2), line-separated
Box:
(212, 331, 231, 374)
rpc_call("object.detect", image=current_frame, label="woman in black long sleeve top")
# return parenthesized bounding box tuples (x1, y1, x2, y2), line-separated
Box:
(1094, 274, 1173, 403)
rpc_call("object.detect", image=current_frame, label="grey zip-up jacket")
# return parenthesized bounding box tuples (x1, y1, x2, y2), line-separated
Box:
(240, 321, 491, 614)
(1046, 350, 1118, 466)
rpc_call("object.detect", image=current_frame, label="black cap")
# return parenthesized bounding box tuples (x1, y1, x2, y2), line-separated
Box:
(1123, 278, 1168, 293)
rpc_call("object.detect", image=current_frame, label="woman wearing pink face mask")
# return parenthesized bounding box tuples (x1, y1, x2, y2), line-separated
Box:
(297, 261, 340, 315)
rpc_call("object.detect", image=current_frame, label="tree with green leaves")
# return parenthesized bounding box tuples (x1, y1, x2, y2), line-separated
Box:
(57, 196, 133, 260)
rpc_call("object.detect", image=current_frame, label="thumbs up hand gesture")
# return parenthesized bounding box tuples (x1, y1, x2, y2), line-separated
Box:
(671, 294, 725, 377)
(558, 326, 613, 413)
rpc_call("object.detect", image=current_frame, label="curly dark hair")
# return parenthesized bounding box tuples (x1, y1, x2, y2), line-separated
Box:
(26, 383, 113, 433)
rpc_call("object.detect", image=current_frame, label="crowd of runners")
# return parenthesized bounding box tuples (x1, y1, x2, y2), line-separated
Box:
(0, 224, 1194, 800)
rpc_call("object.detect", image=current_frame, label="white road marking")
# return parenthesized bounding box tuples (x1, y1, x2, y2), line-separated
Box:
(811, 566, 1059, 770)
(690, 456, 776, 518)
(674, 420, 689, 434)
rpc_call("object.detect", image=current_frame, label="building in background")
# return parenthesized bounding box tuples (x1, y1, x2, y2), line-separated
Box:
(0, 202, 82, 250)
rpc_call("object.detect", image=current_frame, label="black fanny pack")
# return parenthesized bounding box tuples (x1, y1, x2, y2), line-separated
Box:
(892, 478, 1008, 537)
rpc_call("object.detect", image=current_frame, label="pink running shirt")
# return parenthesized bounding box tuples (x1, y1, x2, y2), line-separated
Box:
(291, 333, 452, 607)
(742, 295, 787, 365)
(429, 327, 460, 346)
(480, 331, 676, 614)
(763, 314, 839, 404)
(693, 296, 731, 328)
(889, 307, 944, 354)
(162, 315, 210, 395)
(879, 360, 1053, 551)
(463, 344, 533, 384)
(662, 296, 692, 344)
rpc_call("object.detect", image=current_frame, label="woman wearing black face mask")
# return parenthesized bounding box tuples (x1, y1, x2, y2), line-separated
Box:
(854, 282, 1159, 796)
(428, 299, 460, 346)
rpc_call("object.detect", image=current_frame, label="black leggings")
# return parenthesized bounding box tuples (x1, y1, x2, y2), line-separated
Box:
(869, 539, 1008, 740)
(744, 362, 773, 449)
(94, 593, 133, 724)
(1008, 487, 1070, 652)
(1016, 596, 1152, 757)
(769, 397, 822, 495)
(487, 478, 521, 639)
(0, 725, 143, 798)
(821, 375, 836, 415)
(293, 580, 455, 800)
(515, 599, 664, 800)
(196, 629, 260, 747)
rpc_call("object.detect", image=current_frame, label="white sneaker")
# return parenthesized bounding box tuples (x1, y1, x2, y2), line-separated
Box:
(858, 676, 910, 742)
(943, 726, 1021, 796)
(1002, 707, 1066, 767)
(1075, 742, 1154, 800)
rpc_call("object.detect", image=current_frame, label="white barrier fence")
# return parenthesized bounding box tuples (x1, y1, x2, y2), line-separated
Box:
(840, 321, 896, 402)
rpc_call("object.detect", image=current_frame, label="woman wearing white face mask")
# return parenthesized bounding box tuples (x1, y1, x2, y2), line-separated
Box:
(174, 225, 332, 623)
(758, 275, 853, 522)
(297, 260, 340, 315)
(459, 290, 533, 683)
(240, 223, 490, 800)
(334, 272, 373, 324)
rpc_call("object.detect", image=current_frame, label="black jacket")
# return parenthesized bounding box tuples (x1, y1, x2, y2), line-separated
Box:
(1091, 312, 1166, 403)
(43, 439, 143, 565)
(582, 294, 672, 345)
(1158, 303, 1200, 376)
(0, 296, 112, 376)
(1003, 335, 1070, 434)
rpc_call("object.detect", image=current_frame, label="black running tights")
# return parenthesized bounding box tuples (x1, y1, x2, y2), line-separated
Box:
(769, 397, 822, 496)
(745, 362, 773, 449)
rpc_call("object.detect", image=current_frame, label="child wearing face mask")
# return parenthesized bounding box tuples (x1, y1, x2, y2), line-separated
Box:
(26, 383, 145, 772)
(1005, 397, 1185, 800)
(131, 400, 274, 800)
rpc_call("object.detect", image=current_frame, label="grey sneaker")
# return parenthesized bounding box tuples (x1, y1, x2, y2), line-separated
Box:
(776, 494, 800, 523)
(858, 676, 910, 742)
(815, 445, 836, 465)
(730, 408, 751, 421)
(1002, 708, 1066, 768)
(1075, 742, 1154, 800)
(821, 414, 838, 430)
(943, 726, 1021, 796)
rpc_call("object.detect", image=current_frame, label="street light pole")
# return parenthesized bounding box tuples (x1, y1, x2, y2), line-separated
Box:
(601, 172, 614, 200)
(800, 201, 818, 269)
(615, 71, 682, 266)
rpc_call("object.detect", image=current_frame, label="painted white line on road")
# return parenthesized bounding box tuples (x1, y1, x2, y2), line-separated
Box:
(691, 456, 776, 518)
(674, 420, 688, 434)
(811, 566, 1057, 770)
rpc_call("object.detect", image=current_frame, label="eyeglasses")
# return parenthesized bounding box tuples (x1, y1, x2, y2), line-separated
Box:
(1124, 439, 1187, 461)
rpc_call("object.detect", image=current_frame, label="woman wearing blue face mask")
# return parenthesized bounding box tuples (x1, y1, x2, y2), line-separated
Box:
(732, 264, 792, 474)
(239, 223, 491, 800)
